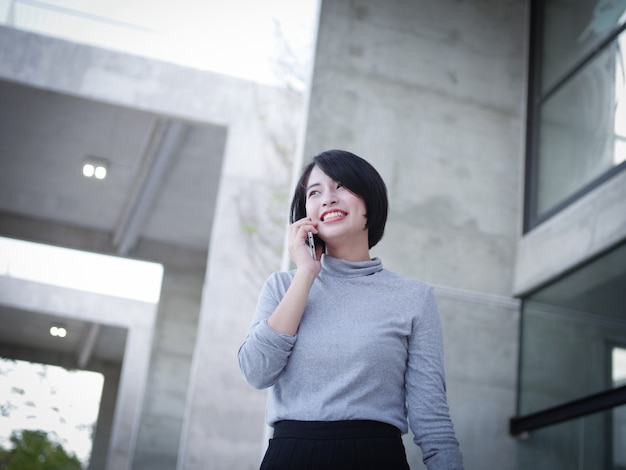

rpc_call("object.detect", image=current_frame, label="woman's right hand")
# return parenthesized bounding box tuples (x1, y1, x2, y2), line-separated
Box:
(288, 217, 322, 276)
(265, 218, 321, 336)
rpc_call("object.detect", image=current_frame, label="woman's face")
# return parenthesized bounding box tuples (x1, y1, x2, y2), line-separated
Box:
(304, 165, 368, 249)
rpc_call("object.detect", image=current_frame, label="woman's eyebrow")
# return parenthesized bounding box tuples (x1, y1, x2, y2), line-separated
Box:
(306, 182, 320, 191)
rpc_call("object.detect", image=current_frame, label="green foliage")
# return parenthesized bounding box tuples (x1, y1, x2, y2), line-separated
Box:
(0, 429, 82, 470)
(240, 223, 259, 234)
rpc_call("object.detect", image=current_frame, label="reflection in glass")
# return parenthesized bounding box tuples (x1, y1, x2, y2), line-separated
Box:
(517, 242, 626, 468)
(519, 242, 626, 415)
(537, 36, 626, 216)
(542, 0, 626, 92)
(516, 410, 618, 470)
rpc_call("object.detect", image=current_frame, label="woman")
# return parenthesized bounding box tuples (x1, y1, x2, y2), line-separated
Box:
(238, 150, 464, 469)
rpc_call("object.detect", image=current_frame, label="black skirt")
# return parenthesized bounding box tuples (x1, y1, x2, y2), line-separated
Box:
(259, 420, 410, 470)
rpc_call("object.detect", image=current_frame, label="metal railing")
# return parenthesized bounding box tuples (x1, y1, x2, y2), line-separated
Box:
(510, 384, 626, 436)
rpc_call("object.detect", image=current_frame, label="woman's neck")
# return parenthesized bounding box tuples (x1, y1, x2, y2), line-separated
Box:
(324, 244, 371, 262)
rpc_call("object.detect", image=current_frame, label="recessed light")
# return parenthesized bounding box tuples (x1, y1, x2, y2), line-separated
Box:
(94, 166, 107, 179)
(50, 325, 67, 338)
(82, 157, 108, 180)
(82, 163, 95, 177)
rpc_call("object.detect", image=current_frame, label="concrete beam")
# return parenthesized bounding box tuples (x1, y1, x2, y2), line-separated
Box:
(514, 169, 626, 296)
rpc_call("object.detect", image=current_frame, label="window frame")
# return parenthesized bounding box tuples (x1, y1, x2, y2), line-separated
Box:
(524, 0, 626, 233)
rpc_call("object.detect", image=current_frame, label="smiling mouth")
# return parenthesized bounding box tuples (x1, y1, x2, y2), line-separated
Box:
(322, 211, 346, 222)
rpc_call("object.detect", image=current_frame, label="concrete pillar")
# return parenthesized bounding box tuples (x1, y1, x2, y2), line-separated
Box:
(129, 244, 208, 470)
(177, 88, 304, 470)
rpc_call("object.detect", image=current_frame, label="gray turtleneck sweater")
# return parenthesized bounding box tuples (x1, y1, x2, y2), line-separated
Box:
(238, 255, 463, 469)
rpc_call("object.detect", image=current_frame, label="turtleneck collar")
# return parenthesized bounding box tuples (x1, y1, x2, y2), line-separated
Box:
(320, 254, 383, 278)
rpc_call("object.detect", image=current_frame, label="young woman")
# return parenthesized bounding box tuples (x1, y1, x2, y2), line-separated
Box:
(238, 150, 464, 469)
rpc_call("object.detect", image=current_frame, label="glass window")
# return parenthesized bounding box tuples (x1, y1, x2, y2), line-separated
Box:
(526, 0, 626, 229)
(541, 0, 626, 93)
(516, 409, 620, 470)
(518, 241, 626, 416)
(517, 347, 626, 468)
(536, 39, 626, 215)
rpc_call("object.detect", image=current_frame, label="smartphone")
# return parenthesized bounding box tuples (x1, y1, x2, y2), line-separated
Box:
(307, 232, 316, 260)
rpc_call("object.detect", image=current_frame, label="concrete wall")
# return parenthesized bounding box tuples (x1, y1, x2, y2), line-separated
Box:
(301, 0, 528, 468)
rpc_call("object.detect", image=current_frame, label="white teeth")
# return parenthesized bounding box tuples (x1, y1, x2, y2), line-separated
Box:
(323, 211, 344, 221)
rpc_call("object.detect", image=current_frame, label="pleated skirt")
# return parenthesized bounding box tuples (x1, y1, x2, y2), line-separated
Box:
(259, 420, 410, 470)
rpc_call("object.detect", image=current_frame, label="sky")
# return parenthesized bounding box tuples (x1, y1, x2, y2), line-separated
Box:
(0, 237, 164, 303)
(0, 0, 319, 88)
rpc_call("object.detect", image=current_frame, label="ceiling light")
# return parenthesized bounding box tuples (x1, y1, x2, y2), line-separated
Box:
(94, 166, 107, 179)
(82, 157, 108, 180)
(50, 325, 67, 338)
(82, 163, 95, 177)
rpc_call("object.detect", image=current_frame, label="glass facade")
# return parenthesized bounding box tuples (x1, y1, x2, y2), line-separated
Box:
(519, 4, 626, 464)
(527, 0, 626, 229)
(516, 409, 623, 470)
(519, 242, 626, 414)
(517, 242, 626, 468)
(537, 41, 626, 215)
(541, 1, 626, 93)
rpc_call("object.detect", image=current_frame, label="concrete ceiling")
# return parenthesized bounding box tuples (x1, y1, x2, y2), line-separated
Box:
(0, 79, 227, 253)
(0, 307, 127, 365)
(0, 79, 227, 366)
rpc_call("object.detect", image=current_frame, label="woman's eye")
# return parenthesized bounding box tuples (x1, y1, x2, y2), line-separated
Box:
(337, 183, 343, 189)
(308, 190, 319, 198)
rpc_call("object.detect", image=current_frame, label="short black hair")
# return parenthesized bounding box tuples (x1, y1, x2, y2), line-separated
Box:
(289, 149, 388, 249)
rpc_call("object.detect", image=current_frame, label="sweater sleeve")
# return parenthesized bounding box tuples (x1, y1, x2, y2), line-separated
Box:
(238, 274, 297, 389)
(406, 286, 464, 469)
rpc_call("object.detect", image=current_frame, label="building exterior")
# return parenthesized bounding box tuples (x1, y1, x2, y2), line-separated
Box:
(0, 1, 624, 469)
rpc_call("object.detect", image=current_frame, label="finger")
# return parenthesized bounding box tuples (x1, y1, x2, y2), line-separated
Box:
(291, 219, 317, 236)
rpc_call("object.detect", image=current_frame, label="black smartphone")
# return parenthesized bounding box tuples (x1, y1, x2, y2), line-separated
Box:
(307, 232, 316, 260)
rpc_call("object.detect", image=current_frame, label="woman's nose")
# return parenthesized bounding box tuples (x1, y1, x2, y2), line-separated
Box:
(322, 191, 337, 206)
